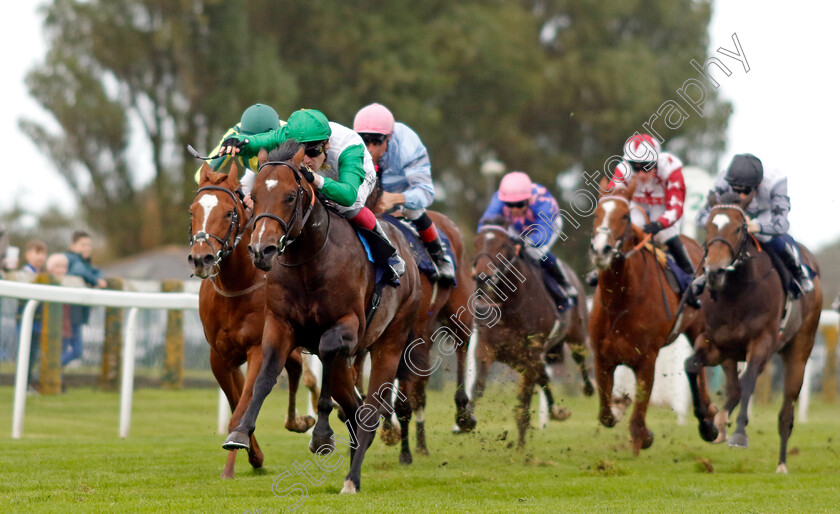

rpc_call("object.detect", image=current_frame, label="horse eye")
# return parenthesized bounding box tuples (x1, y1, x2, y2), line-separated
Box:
(622, 214, 629, 220)
(225, 210, 234, 218)
(285, 193, 296, 203)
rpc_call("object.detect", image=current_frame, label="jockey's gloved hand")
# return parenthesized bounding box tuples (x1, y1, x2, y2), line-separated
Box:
(221, 137, 249, 151)
(300, 165, 316, 183)
(643, 220, 664, 234)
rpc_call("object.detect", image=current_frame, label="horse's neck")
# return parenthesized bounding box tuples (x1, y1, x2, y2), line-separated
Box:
(280, 197, 332, 270)
(721, 246, 773, 299)
(216, 229, 259, 290)
(601, 248, 647, 308)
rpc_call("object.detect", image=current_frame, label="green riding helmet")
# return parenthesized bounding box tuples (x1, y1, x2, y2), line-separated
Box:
(286, 109, 332, 143)
(239, 104, 280, 135)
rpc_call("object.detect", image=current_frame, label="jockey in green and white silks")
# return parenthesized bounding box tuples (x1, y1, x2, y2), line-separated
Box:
(219, 108, 405, 284)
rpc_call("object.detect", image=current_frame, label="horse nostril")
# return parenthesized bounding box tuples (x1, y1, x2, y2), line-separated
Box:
(261, 245, 277, 260)
(202, 254, 215, 267)
(187, 255, 194, 265)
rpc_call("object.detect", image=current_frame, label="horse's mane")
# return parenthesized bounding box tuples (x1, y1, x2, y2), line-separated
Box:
(717, 191, 743, 207)
(267, 139, 303, 163)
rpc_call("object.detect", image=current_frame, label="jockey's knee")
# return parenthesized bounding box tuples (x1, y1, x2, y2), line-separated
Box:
(403, 207, 426, 221)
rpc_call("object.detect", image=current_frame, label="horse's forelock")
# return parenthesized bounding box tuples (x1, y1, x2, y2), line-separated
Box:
(268, 139, 303, 163)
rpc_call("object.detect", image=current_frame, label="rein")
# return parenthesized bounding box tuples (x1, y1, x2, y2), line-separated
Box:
(704, 204, 760, 271)
(253, 160, 317, 255)
(473, 226, 522, 292)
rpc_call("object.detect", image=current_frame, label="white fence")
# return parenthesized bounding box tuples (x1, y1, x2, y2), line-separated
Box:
(0, 280, 198, 439)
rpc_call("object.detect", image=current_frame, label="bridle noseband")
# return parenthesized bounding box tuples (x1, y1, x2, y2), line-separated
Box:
(473, 225, 522, 291)
(705, 204, 756, 271)
(189, 185, 248, 270)
(252, 160, 316, 255)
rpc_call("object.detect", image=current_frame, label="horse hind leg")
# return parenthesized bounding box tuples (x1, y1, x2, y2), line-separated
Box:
(537, 368, 570, 421)
(567, 341, 595, 396)
(311, 320, 359, 454)
(776, 334, 813, 473)
(412, 374, 430, 456)
(629, 358, 656, 455)
(379, 380, 403, 448)
(714, 360, 741, 443)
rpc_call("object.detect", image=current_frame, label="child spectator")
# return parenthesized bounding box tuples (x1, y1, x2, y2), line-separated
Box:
(17, 240, 48, 393)
(62, 231, 106, 367)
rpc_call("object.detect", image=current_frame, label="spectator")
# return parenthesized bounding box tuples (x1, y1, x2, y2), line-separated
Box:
(17, 240, 48, 393)
(62, 231, 106, 367)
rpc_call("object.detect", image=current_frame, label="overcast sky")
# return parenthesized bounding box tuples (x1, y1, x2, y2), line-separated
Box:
(2, 1, 839, 250)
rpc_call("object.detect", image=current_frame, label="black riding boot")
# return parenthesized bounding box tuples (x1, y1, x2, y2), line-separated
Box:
(539, 256, 577, 308)
(778, 240, 814, 297)
(364, 220, 406, 287)
(665, 236, 700, 308)
(423, 235, 456, 284)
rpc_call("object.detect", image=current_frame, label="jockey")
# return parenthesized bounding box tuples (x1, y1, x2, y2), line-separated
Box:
(193, 103, 282, 200)
(696, 153, 814, 296)
(353, 103, 455, 283)
(608, 134, 695, 278)
(219, 108, 406, 285)
(478, 171, 577, 307)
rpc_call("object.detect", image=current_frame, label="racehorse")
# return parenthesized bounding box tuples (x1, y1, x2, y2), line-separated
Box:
(362, 184, 477, 465)
(588, 177, 707, 455)
(685, 192, 822, 473)
(188, 163, 319, 479)
(471, 218, 593, 447)
(221, 142, 422, 493)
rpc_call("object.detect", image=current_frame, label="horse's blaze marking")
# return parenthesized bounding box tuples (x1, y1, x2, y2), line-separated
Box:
(592, 200, 618, 252)
(265, 179, 278, 191)
(712, 213, 730, 231)
(198, 194, 219, 233)
(485, 232, 495, 241)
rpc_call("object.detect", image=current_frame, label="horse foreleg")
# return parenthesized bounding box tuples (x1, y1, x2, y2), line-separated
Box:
(776, 337, 811, 473)
(515, 369, 538, 447)
(312, 317, 359, 454)
(470, 337, 493, 407)
(594, 349, 618, 428)
(629, 357, 656, 456)
(284, 351, 316, 433)
(714, 360, 741, 443)
(223, 317, 292, 451)
(685, 344, 719, 443)
(391, 378, 412, 464)
(729, 337, 773, 449)
(343, 338, 405, 494)
(411, 373, 430, 455)
(210, 349, 244, 478)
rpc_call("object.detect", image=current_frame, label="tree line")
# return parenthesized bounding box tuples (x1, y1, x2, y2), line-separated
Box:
(22, 0, 729, 270)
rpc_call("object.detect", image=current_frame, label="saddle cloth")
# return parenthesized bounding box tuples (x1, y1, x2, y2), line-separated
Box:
(642, 242, 692, 294)
(382, 214, 457, 286)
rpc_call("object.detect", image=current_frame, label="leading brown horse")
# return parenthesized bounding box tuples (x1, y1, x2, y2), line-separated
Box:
(685, 194, 822, 473)
(221, 142, 422, 493)
(472, 220, 593, 447)
(588, 177, 707, 455)
(188, 163, 318, 479)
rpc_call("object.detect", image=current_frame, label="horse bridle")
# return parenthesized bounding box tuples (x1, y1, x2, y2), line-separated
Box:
(593, 195, 646, 260)
(704, 204, 755, 271)
(473, 225, 522, 291)
(252, 159, 316, 255)
(189, 185, 248, 267)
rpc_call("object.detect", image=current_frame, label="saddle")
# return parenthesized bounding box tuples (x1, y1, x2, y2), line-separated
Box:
(382, 214, 457, 286)
(642, 242, 692, 296)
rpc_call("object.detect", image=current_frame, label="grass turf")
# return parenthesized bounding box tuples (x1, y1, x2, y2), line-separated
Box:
(1, 383, 838, 513)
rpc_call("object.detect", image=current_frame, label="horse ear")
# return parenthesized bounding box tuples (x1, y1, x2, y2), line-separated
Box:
(292, 145, 305, 166)
(227, 159, 240, 183)
(598, 177, 611, 197)
(198, 162, 213, 185)
(258, 147, 269, 166)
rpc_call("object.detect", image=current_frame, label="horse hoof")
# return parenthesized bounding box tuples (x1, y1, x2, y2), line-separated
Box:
(642, 429, 654, 450)
(416, 446, 429, 456)
(309, 432, 335, 454)
(699, 420, 719, 443)
(550, 405, 572, 422)
(285, 415, 315, 433)
(379, 424, 401, 446)
(776, 463, 788, 474)
(728, 433, 748, 449)
(599, 414, 617, 428)
(456, 414, 477, 433)
(340, 479, 358, 494)
(399, 452, 413, 465)
(220, 469, 234, 479)
(583, 381, 595, 397)
(222, 431, 250, 451)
